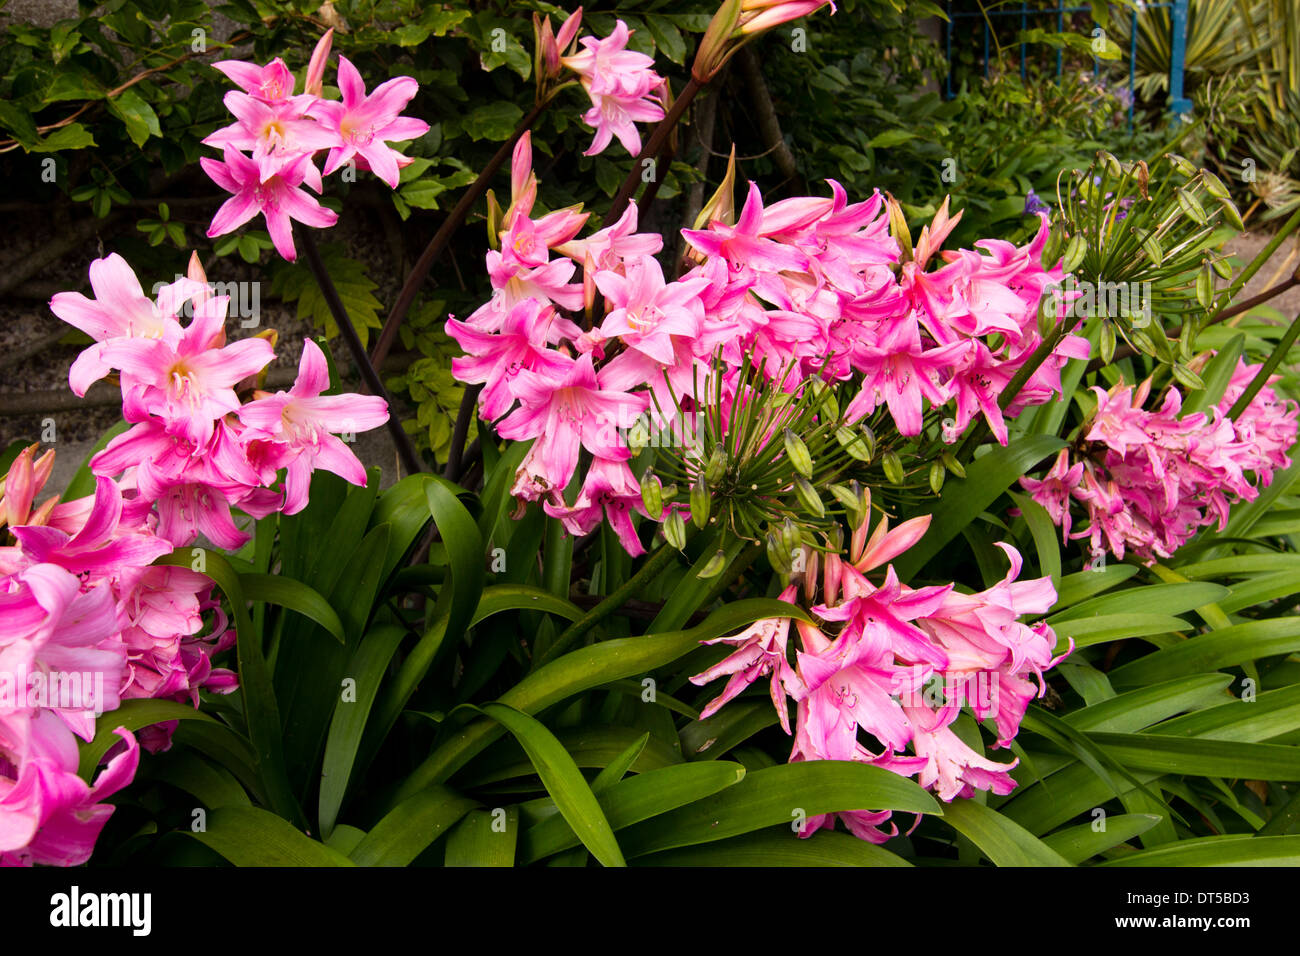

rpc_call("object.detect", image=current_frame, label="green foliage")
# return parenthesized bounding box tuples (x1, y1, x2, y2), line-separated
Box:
(271, 242, 384, 345)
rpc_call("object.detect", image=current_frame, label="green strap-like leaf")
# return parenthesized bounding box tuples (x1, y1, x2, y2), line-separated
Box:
(616, 760, 941, 859)
(140, 749, 251, 809)
(239, 572, 345, 644)
(358, 479, 484, 773)
(318, 624, 409, 838)
(940, 798, 1073, 867)
(462, 726, 680, 787)
(1098, 834, 1300, 866)
(1110, 617, 1300, 686)
(521, 761, 746, 863)
(634, 828, 912, 867)
(79, 698, 222, 779)
(478, 703, 626, 867)
(1042, 813, 1162, 864)
(1064, 674, 1233, 733)
(392, 598, 811, 800)
(349, 786, 479, 866)
(471, 584, 584, 627)
(189, 807, 353, 866)
(894, 435, 1065, 579)
(156, 551, 303, 827)
(1049, 582, 1230, 622)
(1082, 732, 1300, 780)
(444, 807, 520, 866)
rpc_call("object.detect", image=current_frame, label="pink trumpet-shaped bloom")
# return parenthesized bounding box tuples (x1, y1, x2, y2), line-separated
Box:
(595, 256, 708, 365)
(562, 20, 665, 156)
(100, 299, 274, 448)
(690, 588, 805, 732)
(211, 57, 296, 103)
(203, 91, 340, 184)
(497, 353, 646, 492)
(543, 457, 651, 556)
(312, 56, 429, 188)
(0, 723, 139, 867)
(238, 339, 388, 514)
(448, 299, 574, 422)
(202, 148, 337, 262)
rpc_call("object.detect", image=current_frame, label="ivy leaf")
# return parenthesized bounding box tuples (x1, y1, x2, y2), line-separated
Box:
(462, 101, 523, 141)
(33, 123, 96, 152)
(0, 101, 39, 149)
(45, 70, 106, 102)
(424, 8, 472, 35)
(867, 129, 917, 149)
(646, 16, 687, 65)
(107, 89, 161, 147)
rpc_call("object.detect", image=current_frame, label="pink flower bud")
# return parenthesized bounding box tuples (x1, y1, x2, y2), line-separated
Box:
(305, 27, 334, 97)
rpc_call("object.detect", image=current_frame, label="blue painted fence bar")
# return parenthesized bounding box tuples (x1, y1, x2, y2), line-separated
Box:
(943, 0, 1192, 129)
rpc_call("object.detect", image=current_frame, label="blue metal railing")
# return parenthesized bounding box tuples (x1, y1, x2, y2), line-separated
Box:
(943, 1, 1192, 129)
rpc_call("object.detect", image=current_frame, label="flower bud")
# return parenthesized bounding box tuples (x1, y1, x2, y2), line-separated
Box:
(766, 530, 793, 574)
(690, 475, 712, 529)
(664, 509, 687, 550)
(640, 473, 663, 518)
(783, 428, 813, 479)
(794, 476, 825, 518)
(697, 550, 727, 579)
(928, 460, 946, 495)
(882, 450, 904, 485)
(704, 443, 728, 485)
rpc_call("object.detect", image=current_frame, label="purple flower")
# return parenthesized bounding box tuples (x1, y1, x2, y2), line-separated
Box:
(1023, 189, 1050, 217)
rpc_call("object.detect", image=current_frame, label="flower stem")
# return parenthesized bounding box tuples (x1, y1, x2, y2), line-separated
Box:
(531, 540, 680, 669)
(369, 100, 549, 371)
(294, 224, 426, 476)
(603, 76, 705, 229)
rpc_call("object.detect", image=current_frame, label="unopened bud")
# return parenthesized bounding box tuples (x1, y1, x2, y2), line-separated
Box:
(784, 428, 813, 478)
(794, 476, 825, 518)
(690, 475, 712, 529)
(640, 474, 663, 518)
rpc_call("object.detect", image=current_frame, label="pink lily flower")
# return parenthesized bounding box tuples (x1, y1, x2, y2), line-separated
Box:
(238, 339, 389, 514)
(562, 20, 665, 156)
(312, 56, 429, 188)
(844, 321, 969, 436)
(682, 182, 812, 282)
(543, 458, 653, 556)
(203, 91, 340, 184)
(100, 297, 274, 448)
(497, 353, 646, 491)
(211, 57, 296, 103)
(202, 148, 337, 262)
(0, 724, 139, 867)
(447, 300, 575, 422)
(556, 201, 663, 273)
(690, 587, 805, 732)
(596, 256, 708, 365)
